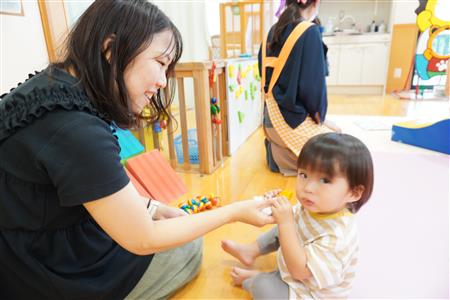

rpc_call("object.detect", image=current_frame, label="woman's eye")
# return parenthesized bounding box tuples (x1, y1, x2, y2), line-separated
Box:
(319, 178, 330, 184)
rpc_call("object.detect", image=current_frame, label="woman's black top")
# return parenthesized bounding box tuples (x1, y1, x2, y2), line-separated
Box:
(0, 67, 152, 300)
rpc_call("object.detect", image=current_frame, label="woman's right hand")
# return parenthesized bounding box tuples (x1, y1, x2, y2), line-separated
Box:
(230, 198, 276, 227)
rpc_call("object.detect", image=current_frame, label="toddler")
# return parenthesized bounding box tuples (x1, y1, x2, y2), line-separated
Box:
(222, 133, 374, 299)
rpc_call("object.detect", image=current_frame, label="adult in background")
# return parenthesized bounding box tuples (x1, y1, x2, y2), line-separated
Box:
(260, 0, 340, 176)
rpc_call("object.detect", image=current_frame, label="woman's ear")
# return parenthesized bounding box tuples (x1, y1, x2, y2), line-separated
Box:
(102, 35, 116, 63)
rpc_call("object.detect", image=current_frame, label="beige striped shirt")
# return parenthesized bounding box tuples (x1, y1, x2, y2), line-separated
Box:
(277, 204, 358, 299)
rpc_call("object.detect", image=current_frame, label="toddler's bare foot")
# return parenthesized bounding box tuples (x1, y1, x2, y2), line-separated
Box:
(221, 240, 259, 267)
(231, 267, 261, 286)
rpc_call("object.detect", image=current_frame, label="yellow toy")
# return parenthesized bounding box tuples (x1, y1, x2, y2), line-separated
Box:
(260, 189, 294, 216)
(279, 190, 294, 200)
(263, 189, 293, 200)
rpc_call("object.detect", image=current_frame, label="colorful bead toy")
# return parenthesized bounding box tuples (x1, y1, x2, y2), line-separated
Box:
(178, 195, 220, 214)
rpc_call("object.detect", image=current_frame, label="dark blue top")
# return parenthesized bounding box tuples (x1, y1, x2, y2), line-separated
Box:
(259, 23, 328, 129)
(0, 68, 152, 300)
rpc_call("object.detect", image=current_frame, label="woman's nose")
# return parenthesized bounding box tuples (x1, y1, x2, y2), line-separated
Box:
(155, 71, 167, 89)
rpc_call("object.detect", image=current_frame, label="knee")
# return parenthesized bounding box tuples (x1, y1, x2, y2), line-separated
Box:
(248, 273, 287, 300)
(184, 238, 203, 279)
(249, 276, 270, 295)
(187, 237, 203, 267)
(191, 237, 203, 253)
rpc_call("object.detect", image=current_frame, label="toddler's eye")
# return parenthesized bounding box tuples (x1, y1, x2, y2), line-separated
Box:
(298, 172, 307, 179)
(319, 178, 330, 184)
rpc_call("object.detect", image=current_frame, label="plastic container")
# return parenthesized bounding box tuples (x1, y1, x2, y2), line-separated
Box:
(326, 18, 334, 34)
(378, 21, 385, 33)
(174, 128, 199, 164)
(370, 20, 376, 33)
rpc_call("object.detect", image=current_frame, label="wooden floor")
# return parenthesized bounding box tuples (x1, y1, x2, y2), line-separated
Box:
(169, 94, 449, 299)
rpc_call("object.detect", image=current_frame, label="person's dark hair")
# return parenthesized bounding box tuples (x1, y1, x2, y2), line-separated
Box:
(55, 0, 182, 128)
(297, 133, 374, 213)
(270, 0, 317, 51)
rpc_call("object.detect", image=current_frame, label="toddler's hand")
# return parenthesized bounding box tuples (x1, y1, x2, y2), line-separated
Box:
(271, 196, 294, 225)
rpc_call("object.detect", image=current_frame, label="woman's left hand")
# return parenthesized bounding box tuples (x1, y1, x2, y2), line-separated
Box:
(154, 204, 187, 220)
(324, 119, 342, 133)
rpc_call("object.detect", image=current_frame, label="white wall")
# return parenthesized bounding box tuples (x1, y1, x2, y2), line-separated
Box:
(64, 0, 93, 28)
(0, 0, 212, 96)
(389, 0, 418, 27)
(205, 0, 221, 37)
(0, 0, 48, 95)
(154, 0, 209, 62)
(153, 0, 211, 110)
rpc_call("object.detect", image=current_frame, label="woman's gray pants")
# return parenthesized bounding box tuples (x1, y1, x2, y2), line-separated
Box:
(125, 238, 203, 300)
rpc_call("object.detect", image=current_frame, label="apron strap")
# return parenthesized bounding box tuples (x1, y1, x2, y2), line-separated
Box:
(261, 21, 314, 96)
(261, 29, 269, 95)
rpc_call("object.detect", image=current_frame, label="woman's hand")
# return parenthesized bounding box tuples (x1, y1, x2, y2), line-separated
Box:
(153, 203, 187, 220)
(271, 196, 294, 226)
(324, 119, 342, 133)
(231, 198, 276, 227)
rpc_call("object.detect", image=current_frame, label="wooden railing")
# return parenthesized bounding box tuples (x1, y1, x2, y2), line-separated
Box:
(172, 61, 228, 174)
(139, 61, 228, 174)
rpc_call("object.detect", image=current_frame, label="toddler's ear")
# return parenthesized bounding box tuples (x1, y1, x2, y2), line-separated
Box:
(349, 185, 365, 202)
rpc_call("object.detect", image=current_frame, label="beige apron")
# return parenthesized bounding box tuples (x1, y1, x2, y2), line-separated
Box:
(262, 21, 331, 157)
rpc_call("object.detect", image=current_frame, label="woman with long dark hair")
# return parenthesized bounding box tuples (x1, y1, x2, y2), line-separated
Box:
(0, 1, 275, 299)
(261, 0, 340, 176)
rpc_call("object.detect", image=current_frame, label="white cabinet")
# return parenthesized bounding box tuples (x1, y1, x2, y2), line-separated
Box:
(338, 44, 365, 85)
(361, 43, 389, 85)
(326, 45, 340, 85)
(324, 34, 390, 86)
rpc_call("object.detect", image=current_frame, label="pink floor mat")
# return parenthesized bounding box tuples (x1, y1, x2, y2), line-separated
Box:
(351, 151, 449, 298)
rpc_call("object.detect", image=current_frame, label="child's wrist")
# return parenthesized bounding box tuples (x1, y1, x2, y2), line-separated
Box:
(224, 202, 238, 224)
(277, 217, 295, 228)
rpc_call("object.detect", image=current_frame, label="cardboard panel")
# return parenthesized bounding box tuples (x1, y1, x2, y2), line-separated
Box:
(126, 150, 187, 204)
(386, 24, 419, 93)
(125, 169, 151, 199)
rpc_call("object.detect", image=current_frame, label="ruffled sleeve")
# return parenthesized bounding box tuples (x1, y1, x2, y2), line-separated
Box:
(0, 70, 107, 144)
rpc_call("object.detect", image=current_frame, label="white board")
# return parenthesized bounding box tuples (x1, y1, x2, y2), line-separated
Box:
(225, 58, 263, 154)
